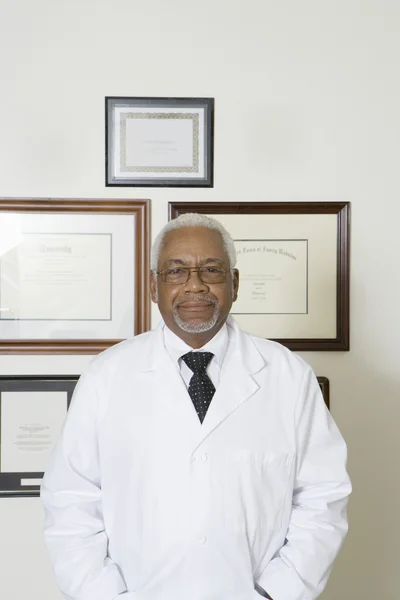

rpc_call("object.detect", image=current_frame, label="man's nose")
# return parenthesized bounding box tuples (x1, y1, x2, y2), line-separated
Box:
(183, 269, 209, 292)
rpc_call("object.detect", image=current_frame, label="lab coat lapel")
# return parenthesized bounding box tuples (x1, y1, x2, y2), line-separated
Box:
(191, 320, 266, 451)
(141, 326, 201, 434)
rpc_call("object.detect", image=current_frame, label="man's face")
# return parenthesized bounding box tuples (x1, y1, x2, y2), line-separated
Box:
(150, 226, 239, 348)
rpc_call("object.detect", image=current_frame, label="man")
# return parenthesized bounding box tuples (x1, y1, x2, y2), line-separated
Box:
(41, 213, 351, 600)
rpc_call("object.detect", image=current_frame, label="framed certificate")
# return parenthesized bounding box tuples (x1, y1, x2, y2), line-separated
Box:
(106, 97, 214, 187)
(0, 376, 78, 497)
(0, 198, 150, 353)
(169, 202, 350, 351)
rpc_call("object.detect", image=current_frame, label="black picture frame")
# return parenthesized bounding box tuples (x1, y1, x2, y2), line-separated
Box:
(105, 97, 214, 187)
(0, 376, 79, 497)
(317, 376, 330, 409)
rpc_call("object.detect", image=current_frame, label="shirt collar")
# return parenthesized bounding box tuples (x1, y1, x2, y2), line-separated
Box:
(163, 323, 229, 370)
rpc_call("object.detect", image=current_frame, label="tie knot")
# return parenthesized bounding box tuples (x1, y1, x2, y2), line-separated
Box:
(181, 351, 214, 373)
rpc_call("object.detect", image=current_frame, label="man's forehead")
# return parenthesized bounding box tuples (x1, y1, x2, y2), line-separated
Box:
(159, 227, 227, 263)
(162, 226, 223, 249)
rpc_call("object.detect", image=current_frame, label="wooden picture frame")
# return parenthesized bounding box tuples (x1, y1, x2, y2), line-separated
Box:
(0, 198, 150, 353)
(169, 202, 350, 351)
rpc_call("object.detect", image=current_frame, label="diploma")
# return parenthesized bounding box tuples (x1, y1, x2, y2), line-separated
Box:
(232, 240, 308, 315)
(169, 202, 349, 350)
(0, 233, 111, 321)
(123, 113, 197, 170)
(0, 390, 68, 473)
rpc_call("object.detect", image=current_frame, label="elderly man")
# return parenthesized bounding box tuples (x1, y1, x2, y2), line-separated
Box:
(41, 213, 351, 600)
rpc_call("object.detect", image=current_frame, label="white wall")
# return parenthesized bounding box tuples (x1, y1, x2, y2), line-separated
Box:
(0, 1, 399, 599)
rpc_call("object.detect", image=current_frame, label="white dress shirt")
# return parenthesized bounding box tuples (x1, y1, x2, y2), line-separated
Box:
(163, 322, 230, 389)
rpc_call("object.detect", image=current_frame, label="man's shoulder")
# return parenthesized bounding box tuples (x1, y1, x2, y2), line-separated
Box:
(238, 326, 311, 374)
(86, 328, 158, 374)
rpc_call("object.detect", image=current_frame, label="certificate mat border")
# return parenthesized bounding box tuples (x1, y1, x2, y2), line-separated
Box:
(0, 376, 78, 497)
(105, 96, 214, 187)
(168, 201, 350, 351)
(0, 198, 150, 354)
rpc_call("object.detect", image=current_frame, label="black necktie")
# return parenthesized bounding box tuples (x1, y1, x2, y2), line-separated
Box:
(181, 352, 215, 423)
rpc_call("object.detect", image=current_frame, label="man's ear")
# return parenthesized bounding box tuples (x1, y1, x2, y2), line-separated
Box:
(150, 271, 158, 303)
(232, 269, 239, 302)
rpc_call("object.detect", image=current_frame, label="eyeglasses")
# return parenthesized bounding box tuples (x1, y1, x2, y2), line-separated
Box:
(156, 266, 229, 285)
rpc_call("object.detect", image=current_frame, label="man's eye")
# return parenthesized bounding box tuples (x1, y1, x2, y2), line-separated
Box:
(167, 268, 184, 275)
(203, 267, 222, 274)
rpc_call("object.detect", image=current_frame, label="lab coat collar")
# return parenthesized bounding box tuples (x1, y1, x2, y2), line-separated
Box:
(147, 315, 265, 375)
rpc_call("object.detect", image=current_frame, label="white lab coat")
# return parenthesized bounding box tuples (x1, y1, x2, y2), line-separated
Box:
(41, 318, 351, 600)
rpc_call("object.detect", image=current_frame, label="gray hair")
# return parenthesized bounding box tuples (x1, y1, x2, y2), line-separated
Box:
(151, 213, 237, 270)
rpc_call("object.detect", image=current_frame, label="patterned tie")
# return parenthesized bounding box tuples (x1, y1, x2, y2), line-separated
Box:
(181, 352, 215, 423)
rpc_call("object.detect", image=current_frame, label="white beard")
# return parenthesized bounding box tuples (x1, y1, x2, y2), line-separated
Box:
(172, 303, 221, 334)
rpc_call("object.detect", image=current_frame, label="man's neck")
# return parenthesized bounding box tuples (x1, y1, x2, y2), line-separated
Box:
(174, 323, 226, 349)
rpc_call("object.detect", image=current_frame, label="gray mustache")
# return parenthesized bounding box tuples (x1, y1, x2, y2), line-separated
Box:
(174, 295, 218, 307)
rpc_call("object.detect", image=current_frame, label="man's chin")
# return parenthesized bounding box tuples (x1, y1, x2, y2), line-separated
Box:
(173, 312, 219, 335)
(177, 320, 215, 334)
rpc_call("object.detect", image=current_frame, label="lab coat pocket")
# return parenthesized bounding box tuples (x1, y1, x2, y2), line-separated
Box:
(221, 451, 294, 535)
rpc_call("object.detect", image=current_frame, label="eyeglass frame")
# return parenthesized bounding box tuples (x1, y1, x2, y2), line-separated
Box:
(154, 265, 235, 285)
